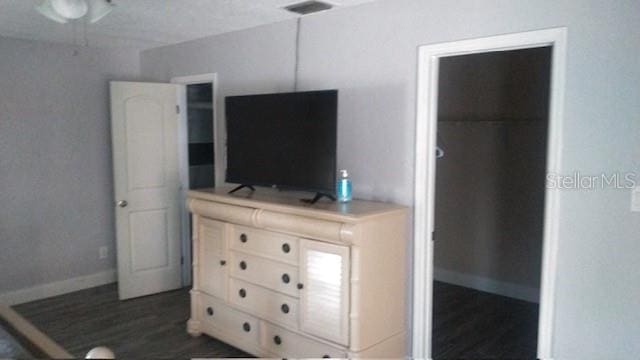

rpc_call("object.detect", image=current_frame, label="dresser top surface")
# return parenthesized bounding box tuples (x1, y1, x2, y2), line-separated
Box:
(187, 187, 407, 222)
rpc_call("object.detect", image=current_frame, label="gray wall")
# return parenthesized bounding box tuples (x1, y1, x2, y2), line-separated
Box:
(141, 0, 640, 357)
(0, 37, 140, 293)
(141, 21, 298, 189)
(434, 49, 550, 292)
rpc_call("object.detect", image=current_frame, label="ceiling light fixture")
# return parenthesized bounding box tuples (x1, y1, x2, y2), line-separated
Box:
(35, 0, 114, 24)
(51, 0, 88, 19)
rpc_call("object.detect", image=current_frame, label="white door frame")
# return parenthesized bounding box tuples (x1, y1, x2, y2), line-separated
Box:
(412, 28, 567, 359)
(170, 73, 218, 286)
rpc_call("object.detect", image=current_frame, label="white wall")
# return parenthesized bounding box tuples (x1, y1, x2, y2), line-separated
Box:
(140, 0, 640, 357)
(0, 37, 140, 302)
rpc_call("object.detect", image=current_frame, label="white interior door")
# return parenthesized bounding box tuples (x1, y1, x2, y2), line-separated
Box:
(110, 81, 182, 300)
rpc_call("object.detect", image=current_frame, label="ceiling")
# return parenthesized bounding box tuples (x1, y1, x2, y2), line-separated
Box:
(0, 0, 376, 49)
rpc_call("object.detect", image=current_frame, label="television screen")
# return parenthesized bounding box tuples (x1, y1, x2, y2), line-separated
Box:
(225, 90, 337, 194)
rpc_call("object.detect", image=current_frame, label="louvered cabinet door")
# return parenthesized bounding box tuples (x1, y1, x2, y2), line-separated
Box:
(299, 239, 350, 346)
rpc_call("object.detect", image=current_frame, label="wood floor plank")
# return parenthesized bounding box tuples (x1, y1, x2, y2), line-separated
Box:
(432, 281, 538, 359)
(12, 281, 536, 359)
(13, 284, 251, 358)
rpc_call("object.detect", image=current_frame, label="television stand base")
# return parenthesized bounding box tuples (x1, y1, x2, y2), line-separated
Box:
(300, 192, 336, 205)
(228, 184, 256, 194)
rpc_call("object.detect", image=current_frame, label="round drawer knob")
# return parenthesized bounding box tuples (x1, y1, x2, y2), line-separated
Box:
(220, 260, 226, 266)
(243, 322, 251, 332)
(282, 243, 291, 253)
(297, 283, 304, 290)
(206, 307, 214, 316)
(281, 304, 290, 314)
(273, 335, 282, 345)
(281, 273, 290, 284)
(240, 233, 248, 243)
(239, 288, 247, 298)
(240, 261, 247, 270)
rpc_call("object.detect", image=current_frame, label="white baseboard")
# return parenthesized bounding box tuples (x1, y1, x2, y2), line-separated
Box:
(434, 267, 539, 303)
(0, 270, 117, 306)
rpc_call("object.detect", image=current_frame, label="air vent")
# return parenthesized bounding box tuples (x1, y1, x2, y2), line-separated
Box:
(285, 1, 333, 15)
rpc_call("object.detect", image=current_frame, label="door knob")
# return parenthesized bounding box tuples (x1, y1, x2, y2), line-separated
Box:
(117, 200, 128, 208)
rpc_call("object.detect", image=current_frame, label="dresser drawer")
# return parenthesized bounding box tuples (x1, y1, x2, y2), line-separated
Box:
(260, 322, 346, 359)
(199, 293, 259, 346)
(229, 278, 299, 330)
(230, 251, 299, 297)
(231, 226, 298, 265)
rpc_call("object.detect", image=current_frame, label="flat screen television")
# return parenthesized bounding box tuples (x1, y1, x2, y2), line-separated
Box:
(225, 90, 338, 197)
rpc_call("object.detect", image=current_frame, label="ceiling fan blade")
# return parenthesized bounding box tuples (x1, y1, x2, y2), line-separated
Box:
(88, 0, 115, 23)
(35, 0, 69, 23)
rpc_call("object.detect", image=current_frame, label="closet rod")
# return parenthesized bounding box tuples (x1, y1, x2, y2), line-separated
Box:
(438, 119, 544, 123)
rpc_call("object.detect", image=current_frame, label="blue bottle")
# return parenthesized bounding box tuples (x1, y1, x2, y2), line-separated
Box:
(336, 169, 352, 202)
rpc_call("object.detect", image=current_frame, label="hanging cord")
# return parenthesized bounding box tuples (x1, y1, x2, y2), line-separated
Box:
(71, 20, 79, 55)
(293, 17, 301, 91)
(82, 18, 89, 47)
(71, 18, 89, 56)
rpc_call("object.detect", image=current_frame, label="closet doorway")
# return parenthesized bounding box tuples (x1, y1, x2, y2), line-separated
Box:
(433, 46, 550, 358)
(172, 73, 218, 286)
(412, 29, 567, 359)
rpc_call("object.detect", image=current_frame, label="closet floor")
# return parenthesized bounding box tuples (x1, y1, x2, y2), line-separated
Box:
(432, 281, 539, 359)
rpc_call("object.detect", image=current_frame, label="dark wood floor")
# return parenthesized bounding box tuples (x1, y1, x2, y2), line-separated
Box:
(432, 281, 539, 359)
(13, 281, 537, 359)
(13, 284, 250, 358)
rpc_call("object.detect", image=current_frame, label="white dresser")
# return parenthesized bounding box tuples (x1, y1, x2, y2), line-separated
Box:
(186, 188, 407, 358)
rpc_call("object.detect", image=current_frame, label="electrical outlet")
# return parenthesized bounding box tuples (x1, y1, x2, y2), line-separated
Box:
(99, 246, 109, 260)
(632, 187, 640, 212)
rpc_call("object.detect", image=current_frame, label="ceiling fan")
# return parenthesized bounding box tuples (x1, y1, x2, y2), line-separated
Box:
(36, 0, 115, 24)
